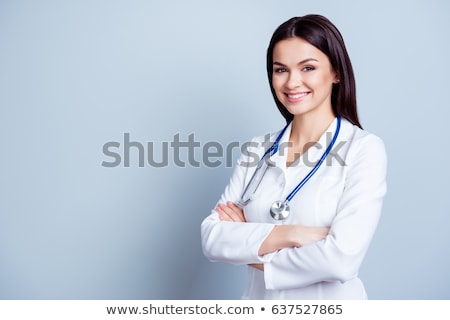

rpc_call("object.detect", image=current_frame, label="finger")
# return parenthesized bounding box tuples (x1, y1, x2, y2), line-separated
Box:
(248, 263, 264, 271)
(226, 201, 247, 222)
(216, 204, 237, 222)
(227, 202, 246, 222)
(218, 203, 244, 222)
(227, 201, 241, 210)
(215, 205, 224, 220)
(222, 204, 243, 222)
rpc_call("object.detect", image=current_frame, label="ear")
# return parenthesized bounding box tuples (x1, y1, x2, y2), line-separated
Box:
(333, 70, 340, 84)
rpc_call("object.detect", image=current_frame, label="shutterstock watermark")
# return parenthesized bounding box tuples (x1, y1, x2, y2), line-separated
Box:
(101, 132, 346, 168)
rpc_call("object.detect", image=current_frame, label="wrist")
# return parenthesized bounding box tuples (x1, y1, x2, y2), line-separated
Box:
(287, 225, 302, 247)
(278, 225, 301, 248)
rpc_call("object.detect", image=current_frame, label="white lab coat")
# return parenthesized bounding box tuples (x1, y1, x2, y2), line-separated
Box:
(201, 118, 387, 299)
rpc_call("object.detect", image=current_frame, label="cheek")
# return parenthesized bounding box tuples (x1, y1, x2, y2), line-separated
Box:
(272, 76, 285, 94)
(308, 75, 334, 92)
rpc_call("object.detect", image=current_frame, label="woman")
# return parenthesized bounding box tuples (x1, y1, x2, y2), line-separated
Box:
(201, 14, 387, 299)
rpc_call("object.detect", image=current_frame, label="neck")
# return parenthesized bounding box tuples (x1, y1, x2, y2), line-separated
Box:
(290, 110, 335, 145)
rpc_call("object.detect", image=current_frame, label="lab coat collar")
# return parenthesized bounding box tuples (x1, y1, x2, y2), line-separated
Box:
(267, 117, 339, 170)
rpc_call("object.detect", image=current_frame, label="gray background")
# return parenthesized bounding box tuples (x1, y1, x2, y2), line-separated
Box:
(1, 0, 449, 299)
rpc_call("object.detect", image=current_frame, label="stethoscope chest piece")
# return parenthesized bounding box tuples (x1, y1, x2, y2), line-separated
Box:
(270, 200, 290, 220)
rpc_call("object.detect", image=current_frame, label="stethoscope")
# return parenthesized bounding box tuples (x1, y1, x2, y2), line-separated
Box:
(237, 116, 341, 220)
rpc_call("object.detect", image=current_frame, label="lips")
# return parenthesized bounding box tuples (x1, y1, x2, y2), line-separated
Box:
(285, 92, 310, 102)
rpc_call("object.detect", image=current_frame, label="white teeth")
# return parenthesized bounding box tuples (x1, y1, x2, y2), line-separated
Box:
(287, 92, 308, 99)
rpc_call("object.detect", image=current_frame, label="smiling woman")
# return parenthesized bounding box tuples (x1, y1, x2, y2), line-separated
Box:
(201, 14, 387, 300)
(271, 37, 340, 165)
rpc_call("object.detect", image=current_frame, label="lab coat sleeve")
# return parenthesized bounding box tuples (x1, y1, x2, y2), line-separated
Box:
(201, 137, 276, 265)
(264, 134, 387, 290)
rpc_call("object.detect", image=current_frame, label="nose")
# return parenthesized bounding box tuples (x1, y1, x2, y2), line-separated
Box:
(286, 70, 302, 90)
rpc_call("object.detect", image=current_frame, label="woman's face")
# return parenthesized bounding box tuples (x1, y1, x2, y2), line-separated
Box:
(272, 37, 338, 119)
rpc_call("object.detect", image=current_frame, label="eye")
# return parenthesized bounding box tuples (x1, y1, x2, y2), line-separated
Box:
(302, 66, 315, 72)
(274, 67, 287, 73)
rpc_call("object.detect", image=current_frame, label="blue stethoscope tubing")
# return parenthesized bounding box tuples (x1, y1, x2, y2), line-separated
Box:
(285, 116, 341, 202)
(237, 122, 290, 207)
(238, 116, 341, 220)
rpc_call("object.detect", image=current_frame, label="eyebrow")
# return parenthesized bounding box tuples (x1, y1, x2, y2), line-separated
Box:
(273, 58, 319, 67)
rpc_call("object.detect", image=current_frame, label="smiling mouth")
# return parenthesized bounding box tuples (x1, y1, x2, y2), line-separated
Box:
(285, 92, 310, 100)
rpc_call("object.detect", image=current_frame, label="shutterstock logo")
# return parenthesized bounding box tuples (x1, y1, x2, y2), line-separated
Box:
(101, 132, 346, 168)
(101, 133, 242, 168)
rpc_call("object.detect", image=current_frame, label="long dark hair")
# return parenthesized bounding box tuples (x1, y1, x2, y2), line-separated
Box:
(267, 15, 362, 128)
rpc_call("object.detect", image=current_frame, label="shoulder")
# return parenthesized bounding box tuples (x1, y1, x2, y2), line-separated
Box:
(250, 124, 287, 143)
(243, 124, 289, 153)
(340, 118, 387, 166)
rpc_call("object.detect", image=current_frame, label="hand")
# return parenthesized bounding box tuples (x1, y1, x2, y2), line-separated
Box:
(215, 201, 246, 222)
(258, 225, 330, 256)
(290, 225, 330, 247)
(248, 263, 264, 271)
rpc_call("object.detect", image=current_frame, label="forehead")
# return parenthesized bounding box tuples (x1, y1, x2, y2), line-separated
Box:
(272, 37, 328, 63)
